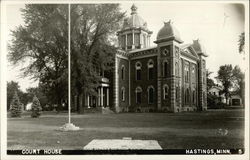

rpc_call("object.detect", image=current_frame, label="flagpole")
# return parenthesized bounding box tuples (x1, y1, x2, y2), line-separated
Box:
(60, 3, 79, 131)
(68, 3, 71, 124)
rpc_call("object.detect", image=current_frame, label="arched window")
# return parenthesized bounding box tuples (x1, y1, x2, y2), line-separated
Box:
(203, 91, 206, 105)
(185, 88, 190, 105)
(148, 59, 154, 80)
(163, 84, 169, 100)
(135, 62, 142, 80)
(121, 87, 125, 101)
(121, 65, 125, 80)
(176, 87, 179, 101)
(184, 62, 189, 82)
(192, 65, 195, 80)
(192, 90, 196, 105)
(163, 60, 168, 78)
(147, 86, 154, 104)
(135, 86, 142, 104)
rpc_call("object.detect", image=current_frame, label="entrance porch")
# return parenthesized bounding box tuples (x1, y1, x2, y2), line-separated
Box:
(85, 84, 110, 108)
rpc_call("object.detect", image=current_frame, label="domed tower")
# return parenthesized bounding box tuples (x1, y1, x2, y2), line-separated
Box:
(154, 20, 183, 112)
(117, 4, 153, 51)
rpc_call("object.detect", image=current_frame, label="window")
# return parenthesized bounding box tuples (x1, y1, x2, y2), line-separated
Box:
(185, 88, 190, 105)
(136, 87, 142, 104)
(203, 72, 206, 84)
(121, 87, 125, 101)
(163, 84, 169, 100)
(175, 62, 179, 76)
(184, 63, 189, 82)
(121, 35, 126, 50)
(163, 60, 168, 77)
(134, 33, 140, 49)
(148, 60, 154, 80)
(193, 90, 196, 105)
(176, 87, 178, 101)
(143, 34, 147, 47)
(162, 48, 169, 56)
(121, 65, 125, 80)
(192, 65, 196, 80)
(127, 34, 132, 49)
(148, 86, 154, 104)
(135, 62, 142, 80)
(203, 92, 206, 105)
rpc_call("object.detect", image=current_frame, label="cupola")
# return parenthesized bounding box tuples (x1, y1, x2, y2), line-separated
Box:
(117, 4, 153, 51)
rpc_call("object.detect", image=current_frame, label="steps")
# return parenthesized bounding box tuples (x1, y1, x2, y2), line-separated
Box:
(101, 107, 115, 114)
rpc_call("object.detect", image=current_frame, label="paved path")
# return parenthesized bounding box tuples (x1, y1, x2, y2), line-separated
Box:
(83, 139, 162, 150)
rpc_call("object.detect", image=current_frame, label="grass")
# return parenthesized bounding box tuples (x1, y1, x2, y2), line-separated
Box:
(7, 109, 244, 150)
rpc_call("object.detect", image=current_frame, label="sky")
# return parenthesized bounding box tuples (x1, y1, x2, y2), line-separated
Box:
(4, 1, 247, 92)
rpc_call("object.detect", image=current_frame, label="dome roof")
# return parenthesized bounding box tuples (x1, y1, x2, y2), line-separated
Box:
(156, 20, 183, 43)
(192, 39, 208, 56)
(122, 4, 151, 32)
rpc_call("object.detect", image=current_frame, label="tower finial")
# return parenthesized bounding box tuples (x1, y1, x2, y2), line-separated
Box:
(164, 20, 172, 26)
(131, 4, 137, 15)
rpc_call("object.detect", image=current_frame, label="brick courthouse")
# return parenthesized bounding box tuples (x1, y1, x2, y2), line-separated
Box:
(81, 4, 208, 113)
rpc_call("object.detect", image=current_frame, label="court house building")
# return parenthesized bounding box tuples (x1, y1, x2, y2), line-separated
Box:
(84, 4, 208, 113)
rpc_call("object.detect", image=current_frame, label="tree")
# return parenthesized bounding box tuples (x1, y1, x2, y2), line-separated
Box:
(9, 91, 22, 117)
(206, 70, 215, 90)
(216, 64, 234, 105)
(232, 65, 245, 106)
(8, 4, 68, 111)
(7, 81, 29, 110)
(70, 4, 125, 113)
(238, 32, 245, 54)
(7, 81, 20, 110)
(26, 85, 48, 109)
(8, 4, 125, 113)
(31, 95, 42, 118)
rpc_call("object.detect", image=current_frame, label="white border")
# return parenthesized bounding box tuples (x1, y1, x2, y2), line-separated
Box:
(1, 0, 249, 160)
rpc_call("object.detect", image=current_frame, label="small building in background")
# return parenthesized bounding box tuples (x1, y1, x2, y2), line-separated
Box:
(229, 94, 243, 107)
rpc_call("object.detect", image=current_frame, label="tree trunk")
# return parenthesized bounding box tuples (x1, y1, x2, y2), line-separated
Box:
(56, 85, 62, 113)
(78, 93, 84, 114)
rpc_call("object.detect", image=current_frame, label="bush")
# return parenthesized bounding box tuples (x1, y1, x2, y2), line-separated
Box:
(31, 96, 42, 118)
(9, 92, 22, 117)
(207, 94, 226, 109)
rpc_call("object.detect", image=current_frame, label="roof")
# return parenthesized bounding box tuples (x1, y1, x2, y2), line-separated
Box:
(121, 4, 152, 33)
(191, 39, 208, 57)
(155, 20, 183, 43)
(128, 46, 157, 54)
(180, 43, 199, 60)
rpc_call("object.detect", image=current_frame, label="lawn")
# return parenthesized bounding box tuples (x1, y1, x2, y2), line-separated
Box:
(7, 109, 245, 150)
